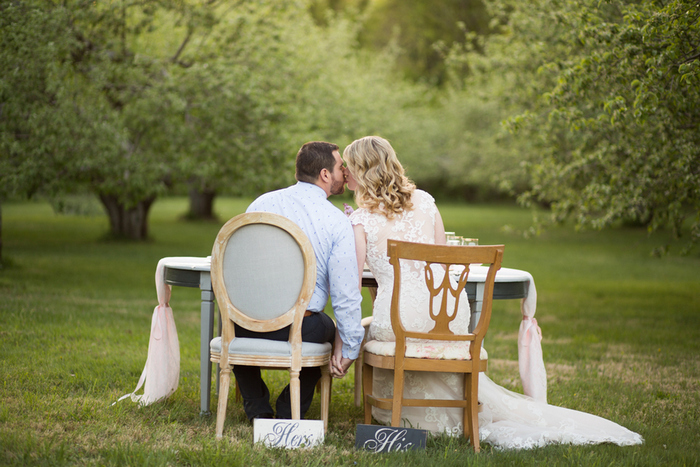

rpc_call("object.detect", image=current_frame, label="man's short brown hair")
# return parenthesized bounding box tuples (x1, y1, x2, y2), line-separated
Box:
(295, 141, 339, 184)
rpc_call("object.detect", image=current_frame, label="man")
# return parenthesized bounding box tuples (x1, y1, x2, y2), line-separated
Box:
(233, 141, 364, 421)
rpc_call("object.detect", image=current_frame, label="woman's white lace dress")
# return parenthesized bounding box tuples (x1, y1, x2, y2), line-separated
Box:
(350, 189, 643, 449)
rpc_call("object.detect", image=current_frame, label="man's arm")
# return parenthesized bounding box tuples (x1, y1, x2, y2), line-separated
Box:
(327, 217, 364, 377)
(330, 222, 368, 378)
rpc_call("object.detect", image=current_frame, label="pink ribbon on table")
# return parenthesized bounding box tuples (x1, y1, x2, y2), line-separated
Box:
(517, 272, 547, 403)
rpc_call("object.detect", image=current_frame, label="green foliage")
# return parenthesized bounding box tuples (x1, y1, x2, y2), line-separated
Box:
(0, 0, 438, 198)
(164, 2, 312, 196)
(526, 0, 700, 246)
(0, 0, 188, 207)
(1, 0, 439, 238)
(449, 0, 700, 248)
(310, 0, 491, 85)
(0, 1, 119, 199)
(5, 0, 697, 248)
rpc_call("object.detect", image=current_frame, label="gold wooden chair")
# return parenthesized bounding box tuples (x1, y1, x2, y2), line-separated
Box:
(209, 212, 332, 439)
(362, 239, 504, 452)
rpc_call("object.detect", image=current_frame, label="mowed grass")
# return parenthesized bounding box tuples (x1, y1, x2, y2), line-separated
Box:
(1, 196, 698, 466)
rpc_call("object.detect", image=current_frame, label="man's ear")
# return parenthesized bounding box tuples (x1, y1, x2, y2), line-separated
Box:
(319, 168, 331, 183)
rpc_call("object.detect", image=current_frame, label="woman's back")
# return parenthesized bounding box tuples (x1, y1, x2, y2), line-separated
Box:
(351, 189, 470, 343)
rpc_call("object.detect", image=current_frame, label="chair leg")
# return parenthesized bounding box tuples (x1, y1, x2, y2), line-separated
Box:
(362, 360, 373, 424)
(354, 349, 363, 407)
(464, 372, 480, 452)
(390, 366, 404, 427)
(463, 373, 469, 442)
(215, 365, 232, 439)
(320, 364, 331, 432)
(356, 316, 373, 407)
(289, 369, 301, 420)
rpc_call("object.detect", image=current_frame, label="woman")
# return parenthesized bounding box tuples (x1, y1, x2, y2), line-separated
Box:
(340, 135, 643, 449)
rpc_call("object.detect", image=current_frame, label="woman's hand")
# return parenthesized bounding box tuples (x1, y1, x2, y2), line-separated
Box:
(330, 332, 354, 378)
(330, 354, 354, 379)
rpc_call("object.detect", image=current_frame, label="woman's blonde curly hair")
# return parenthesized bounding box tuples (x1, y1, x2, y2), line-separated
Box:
(343, 136, 415, 218)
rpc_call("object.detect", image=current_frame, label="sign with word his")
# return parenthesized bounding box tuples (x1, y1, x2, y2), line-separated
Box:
(254, 419, 324, 449)
(355, 425, 427, 453)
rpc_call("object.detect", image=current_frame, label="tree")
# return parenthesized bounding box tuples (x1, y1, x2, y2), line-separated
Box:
(1, 0, 193, 239)
(1, 1, 304, 234)
(0, 2, 124, 257)
(525, 0, 699, 250)
(66, 1, 217, 236)
(449, 0, 699, 249)
(170, 2, 330, 219)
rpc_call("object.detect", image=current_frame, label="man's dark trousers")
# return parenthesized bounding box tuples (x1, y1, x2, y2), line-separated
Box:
(231, 311, 336, 420)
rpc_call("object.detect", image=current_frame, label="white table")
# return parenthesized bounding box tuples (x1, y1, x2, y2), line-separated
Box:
(162, 257, 532, 416)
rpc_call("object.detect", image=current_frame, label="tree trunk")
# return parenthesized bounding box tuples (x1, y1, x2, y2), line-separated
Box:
(187, 187, 217, 220)
(98, 193, 155, 240)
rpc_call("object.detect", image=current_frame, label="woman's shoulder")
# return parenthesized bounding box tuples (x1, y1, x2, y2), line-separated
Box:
(413, 189, 433, 199)
(412, 189, 435, 205)
(349, 207, 372, 225)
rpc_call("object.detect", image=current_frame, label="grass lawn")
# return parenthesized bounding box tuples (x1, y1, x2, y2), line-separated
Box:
(1, 196, 699, 466)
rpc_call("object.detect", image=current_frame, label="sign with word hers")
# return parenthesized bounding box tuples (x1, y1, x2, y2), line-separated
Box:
(254, 419, 324, 449)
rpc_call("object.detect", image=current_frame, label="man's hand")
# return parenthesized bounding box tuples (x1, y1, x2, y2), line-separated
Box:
(330, 329, 355, 378)
(330, 354, 354, 379)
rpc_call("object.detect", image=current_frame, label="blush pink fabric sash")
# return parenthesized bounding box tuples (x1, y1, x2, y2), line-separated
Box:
(115, 258, 180, 406)
(517, 272, 547, 403)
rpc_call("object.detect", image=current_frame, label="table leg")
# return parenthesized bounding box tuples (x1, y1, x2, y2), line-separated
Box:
(200, 272, 215, 416)
(469, 282, 485, 333)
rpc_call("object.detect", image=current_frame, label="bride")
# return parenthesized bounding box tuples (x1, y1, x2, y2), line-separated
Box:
(337, 135, 643, 450)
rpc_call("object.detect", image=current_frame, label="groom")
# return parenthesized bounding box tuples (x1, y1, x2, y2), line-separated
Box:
(233, 141, 364, 421)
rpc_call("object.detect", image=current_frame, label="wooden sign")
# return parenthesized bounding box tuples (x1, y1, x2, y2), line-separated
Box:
(355, 424, 427, 453)
(253, 419, 324, 449)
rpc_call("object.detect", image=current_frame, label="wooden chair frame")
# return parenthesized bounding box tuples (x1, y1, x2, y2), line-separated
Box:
(210, 212, 331, 438)
(362, 239, 504, 452)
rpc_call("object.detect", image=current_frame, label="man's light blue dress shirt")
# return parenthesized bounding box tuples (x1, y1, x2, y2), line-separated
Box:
(247, 182, 364, 359)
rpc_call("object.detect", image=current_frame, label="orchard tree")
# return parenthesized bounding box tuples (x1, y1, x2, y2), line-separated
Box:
(452, 0, 699, 250)
(1, 1, 298, 234)
(521, 0, 699, 251)
(169, 2, 327, 219)
(1, 0, 438, 239)
(0, 0, 204, 239)
(0, 2, 123, 259)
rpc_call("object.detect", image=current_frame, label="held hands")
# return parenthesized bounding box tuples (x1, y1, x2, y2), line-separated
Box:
(329, 332, 354, 378)
(330, 355, 354, 379)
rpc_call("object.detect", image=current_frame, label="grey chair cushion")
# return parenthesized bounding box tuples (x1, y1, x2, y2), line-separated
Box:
(210, 337, 332, 358)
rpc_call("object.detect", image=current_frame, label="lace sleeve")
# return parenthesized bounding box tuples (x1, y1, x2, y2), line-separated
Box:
(413, 190, 438, 225)
(349, 208, 370, 227)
